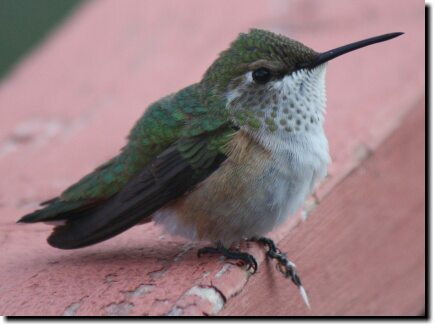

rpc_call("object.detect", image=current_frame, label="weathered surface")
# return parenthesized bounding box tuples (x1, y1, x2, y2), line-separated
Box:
(221, 102, 425, 316)
(0, 0, 424, 316)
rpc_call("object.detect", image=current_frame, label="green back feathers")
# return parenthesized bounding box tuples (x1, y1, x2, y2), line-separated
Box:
(60, 84, 229, 204)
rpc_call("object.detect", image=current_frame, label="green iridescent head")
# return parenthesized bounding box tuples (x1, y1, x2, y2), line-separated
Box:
(202, 29, 323, 134)
(202, 29, 317, 92)
(201, 29, 402, 134)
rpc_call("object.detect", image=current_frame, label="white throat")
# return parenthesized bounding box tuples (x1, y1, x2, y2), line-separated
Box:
(226, 65, 328, 155)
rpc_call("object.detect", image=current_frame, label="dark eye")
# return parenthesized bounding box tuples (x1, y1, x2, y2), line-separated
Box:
(252, 67, 272, 84)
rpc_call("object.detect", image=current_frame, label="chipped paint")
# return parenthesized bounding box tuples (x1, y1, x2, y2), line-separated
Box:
(0, 0, 423, 318)
(215, 264, 231, 278)
(125, 284, 155, 298)
(148, 266, 167, 280)
(173, 242, 195, 262)
(167, 306, 184, 316)
(105, 301, 134, 316)
(186, 286, 225, 314)
(63, 300, 83, 316)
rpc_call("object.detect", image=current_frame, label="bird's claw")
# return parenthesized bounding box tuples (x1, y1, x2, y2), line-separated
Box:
(197, 243, 258, 274)
(254, 236, 310, 308)
(240, 253, 258, 273)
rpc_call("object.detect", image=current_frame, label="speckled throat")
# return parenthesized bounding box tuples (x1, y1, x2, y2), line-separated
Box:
(226, 64, 327, 152)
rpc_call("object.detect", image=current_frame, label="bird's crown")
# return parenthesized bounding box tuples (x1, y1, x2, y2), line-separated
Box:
(202, 28, 317, 91)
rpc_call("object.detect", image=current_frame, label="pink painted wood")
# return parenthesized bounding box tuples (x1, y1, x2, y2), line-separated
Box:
(0, 0, 424, 316)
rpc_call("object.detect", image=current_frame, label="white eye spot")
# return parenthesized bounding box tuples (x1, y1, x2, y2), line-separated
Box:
(244, 71, 254, 85)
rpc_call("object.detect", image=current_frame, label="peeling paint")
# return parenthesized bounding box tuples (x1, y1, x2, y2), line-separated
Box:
(63, 297, 86, 316)
(186, 286, 225, 314)
(166, 283, 227, 316)
(215, 264, 231, 278)
(126, 284, 155, 298)
(173, 242, 195, 262)
(148, 266, 167, 280)
(167, 306, 184, 316)
(105, 301, 134, 316)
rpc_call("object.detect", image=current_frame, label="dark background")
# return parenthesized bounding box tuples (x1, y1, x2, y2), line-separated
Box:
(0, 0, 83, 79)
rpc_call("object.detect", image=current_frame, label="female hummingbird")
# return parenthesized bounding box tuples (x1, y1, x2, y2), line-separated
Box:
(18, 29, 402, 306)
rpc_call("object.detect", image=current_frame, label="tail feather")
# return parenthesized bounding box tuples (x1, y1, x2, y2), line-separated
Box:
(17, 142, 226, 250)
(46, 148, 194, 249)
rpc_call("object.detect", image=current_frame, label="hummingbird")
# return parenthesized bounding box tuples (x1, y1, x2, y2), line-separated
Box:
(18, 29, 402, 307)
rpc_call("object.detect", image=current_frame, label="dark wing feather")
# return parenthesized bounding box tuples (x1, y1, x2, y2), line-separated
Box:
(47, 137, 228, 249)
(18, 82, 234, 249)
(19, 84, 226, 224)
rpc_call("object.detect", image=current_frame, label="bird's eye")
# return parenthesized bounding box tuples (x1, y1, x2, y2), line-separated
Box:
(252, 67, 272, 84)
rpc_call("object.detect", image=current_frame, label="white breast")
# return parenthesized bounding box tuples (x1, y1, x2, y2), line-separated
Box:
(154, 65, 330, 244)
(239, 64, 330, 229)
(258, 130, 330, 229)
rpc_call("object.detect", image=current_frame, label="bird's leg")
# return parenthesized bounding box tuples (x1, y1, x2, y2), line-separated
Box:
(197, 242, 258, 273)
(253, 236, 310, 308)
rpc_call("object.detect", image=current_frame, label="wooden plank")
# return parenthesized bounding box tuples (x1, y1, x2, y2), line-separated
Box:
(0, 0, 424, 316)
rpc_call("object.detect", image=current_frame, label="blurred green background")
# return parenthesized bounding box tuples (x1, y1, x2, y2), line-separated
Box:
(0, 0, 84, 79)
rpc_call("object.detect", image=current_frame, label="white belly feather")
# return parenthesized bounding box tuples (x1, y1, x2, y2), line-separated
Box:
(153, 130, 329, 245)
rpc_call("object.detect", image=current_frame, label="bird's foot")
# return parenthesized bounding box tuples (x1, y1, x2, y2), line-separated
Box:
(254, 236, 310, 308)
(197, 243, 258, 273)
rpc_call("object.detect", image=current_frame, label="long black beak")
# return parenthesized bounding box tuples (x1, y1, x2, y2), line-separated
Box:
(298, 32, 404, 69)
